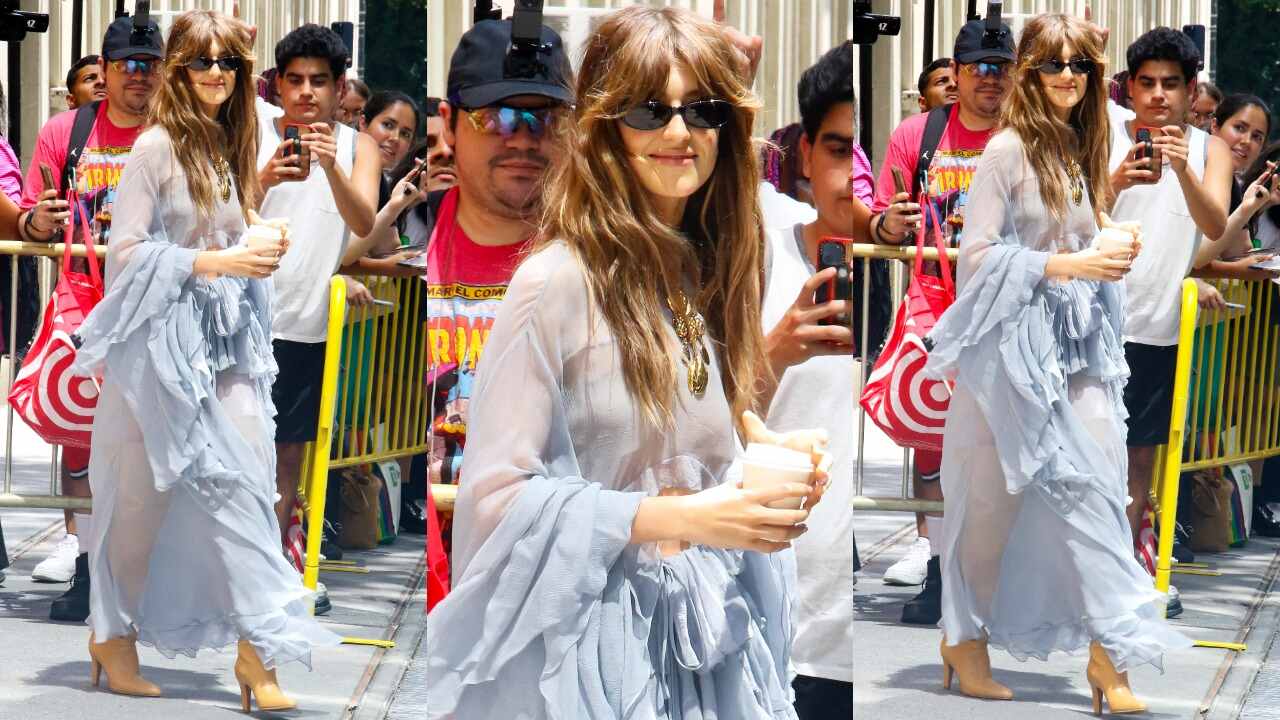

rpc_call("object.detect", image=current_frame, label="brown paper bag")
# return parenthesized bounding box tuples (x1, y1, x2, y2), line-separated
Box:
(1189, 470, 1234, 553)
(339, 468, 381, 550)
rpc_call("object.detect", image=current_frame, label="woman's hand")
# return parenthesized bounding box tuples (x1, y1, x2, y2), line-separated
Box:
(742, 410, 831, 510)
(343, 275, 375, 307)
(675, 480, 811, 553)
(200, 241, 284, 279)
(1243, 162, 1280, 213)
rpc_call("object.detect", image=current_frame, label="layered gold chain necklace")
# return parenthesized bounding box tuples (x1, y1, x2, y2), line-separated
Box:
(667, 289, 709, 396)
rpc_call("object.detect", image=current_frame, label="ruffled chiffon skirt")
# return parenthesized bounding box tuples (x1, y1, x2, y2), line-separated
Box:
(925, 247, 1191, 671)
(73, 244, 337, 668)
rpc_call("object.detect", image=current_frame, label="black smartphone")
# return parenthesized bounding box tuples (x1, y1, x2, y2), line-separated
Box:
(1134, 127, 1163, 180)
(401, 156, 427, 195)
(815, 239, 853, 329)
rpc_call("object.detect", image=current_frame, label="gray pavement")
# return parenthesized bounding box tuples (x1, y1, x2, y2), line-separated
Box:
(853, 422, 1280, 720)
(0, 412, 426, 720)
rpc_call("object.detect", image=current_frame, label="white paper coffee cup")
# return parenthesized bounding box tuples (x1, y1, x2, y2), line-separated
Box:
(742, 442, 814, 510)
(246, 223, 283, 250)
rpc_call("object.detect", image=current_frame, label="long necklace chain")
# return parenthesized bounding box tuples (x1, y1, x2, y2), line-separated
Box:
(667, 289, 709, 397)
(213, 155, 232, 204)
(1064, 157, 1084, 206)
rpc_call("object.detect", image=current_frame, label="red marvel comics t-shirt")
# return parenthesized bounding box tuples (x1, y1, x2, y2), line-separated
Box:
(424, 188, 532, 487)
(872, 104, 996, 246)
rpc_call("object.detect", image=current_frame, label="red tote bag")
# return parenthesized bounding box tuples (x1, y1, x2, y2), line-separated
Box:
(8, 194, 103, 448)
(859, 200, 955, 451)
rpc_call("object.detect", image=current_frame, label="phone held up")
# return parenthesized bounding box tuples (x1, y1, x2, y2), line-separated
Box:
(815, 238, 854, 331)
(282, 123, 312, 181)
(1133, 127, 1163, 182)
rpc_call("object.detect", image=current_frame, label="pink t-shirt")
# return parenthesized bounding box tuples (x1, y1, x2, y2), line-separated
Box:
(872, 104, 995, 246)
(20, 101, 143, 243)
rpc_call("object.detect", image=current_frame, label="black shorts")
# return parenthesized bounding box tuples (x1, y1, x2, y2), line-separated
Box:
(1123, 342, 1178, 447)
(271, 339, 327, 443)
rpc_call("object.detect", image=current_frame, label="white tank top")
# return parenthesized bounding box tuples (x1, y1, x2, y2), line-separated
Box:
(257, 117, 357, 343)
(1109, 114, 1208, 346)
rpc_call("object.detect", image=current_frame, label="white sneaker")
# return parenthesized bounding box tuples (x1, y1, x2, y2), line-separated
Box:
(883, 536, 932, 586)
(31, 533, 79, 583)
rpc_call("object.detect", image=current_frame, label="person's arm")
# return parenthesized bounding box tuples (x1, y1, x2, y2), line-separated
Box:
(867, 128, 922, 245)
(306, 124, 379, 238)
(1157, 127, 1231, 241)
(340, 171, 427, 265)
(16, 124, 71, 242)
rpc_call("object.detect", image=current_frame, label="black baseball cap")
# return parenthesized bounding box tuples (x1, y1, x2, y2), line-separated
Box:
(101, 15, 164, 61)
(953, 19, 1015, 64)
(447, 19, 573, 108)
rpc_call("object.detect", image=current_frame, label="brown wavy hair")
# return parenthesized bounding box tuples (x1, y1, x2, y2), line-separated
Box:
(538, 5, 766, 430)
(1003, 13, 1111, 220)
(150, 10, 260, 218)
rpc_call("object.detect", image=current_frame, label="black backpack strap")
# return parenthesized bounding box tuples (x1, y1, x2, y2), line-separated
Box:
(912, 103, 954, 199)
(60, 100, 102, 194)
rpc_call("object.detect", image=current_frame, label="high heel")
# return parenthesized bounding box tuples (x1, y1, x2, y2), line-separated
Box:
(87, 633, 162, 697)
(1086, 641, 1147, 716)
(234, 639, 296, 713)
(939, 636, 1014, 700)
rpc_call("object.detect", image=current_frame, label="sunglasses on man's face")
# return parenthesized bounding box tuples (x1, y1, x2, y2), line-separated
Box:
(462, 106, 561, 139)
(187, 56, 242, 73)
(620, 99, 733, 131)
(110, 58, 159, 75)
(1036, 57, 1096, 76)
(959, 61, 1011, 79)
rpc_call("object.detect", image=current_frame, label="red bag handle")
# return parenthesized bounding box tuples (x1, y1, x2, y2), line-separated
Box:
(913, 194, 956, 297)
(62, 189, 103, 288)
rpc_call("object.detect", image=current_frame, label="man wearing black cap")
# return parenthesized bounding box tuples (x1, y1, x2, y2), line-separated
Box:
(403, 19, 571, 544)
(865, 17, 1016, 627)
(15, 12, 164, 623)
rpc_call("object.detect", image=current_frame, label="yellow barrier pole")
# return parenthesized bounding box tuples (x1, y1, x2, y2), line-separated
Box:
(303, 276, 347, 594)
(1156, 279, 1199, 600)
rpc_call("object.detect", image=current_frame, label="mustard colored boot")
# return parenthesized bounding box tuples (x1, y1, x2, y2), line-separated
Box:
(1087, 641, 1147, 715)
(88, 633, 162, 697)
(234, 639, 297, 712)
(940, 636, 1015, 700)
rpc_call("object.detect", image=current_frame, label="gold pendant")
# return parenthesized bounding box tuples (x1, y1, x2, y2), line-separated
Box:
(687, 352, 708, 395)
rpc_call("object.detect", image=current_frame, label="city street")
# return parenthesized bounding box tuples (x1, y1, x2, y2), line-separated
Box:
(0, 412, 427, 720)
(855, 424, 1280, 720)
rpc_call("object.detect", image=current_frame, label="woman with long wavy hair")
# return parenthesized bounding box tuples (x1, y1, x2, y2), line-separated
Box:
(427, 6, 827, 719)
(922, 13, 1191, 714)
(71, 10, 337, 711)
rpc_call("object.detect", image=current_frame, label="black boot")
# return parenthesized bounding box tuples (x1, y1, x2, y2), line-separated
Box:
(49, 552, 90, 622)
(901, 555, 942, 625)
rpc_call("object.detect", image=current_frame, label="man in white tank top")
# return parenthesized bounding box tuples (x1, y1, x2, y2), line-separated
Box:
(255, 26, 384, 606)
(1106, 28, 1233, 571)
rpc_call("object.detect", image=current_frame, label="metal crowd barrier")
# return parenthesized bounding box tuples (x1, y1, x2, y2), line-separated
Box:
(0, 240, 102, 512)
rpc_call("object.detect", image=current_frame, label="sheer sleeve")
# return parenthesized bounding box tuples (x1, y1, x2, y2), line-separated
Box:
(427, 246, 648, 716)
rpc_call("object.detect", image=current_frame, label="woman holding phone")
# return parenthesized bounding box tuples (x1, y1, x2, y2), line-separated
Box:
(70, 10, 336, 710)
(427, 7, 828, 718)
(923, 13, 1190, 713)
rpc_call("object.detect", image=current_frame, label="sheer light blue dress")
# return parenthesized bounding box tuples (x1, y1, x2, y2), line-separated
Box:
(923, 130, 1191, 670)
(426, 243, 798, 719)
(71, 127, 338, 668)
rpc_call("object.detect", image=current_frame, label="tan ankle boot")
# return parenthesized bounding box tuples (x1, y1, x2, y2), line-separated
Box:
(234, 639, 297, 713)
(1086, 641, 1147, 715)
(940, 636, 1014, 700)
(88, 633, 162, 697)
